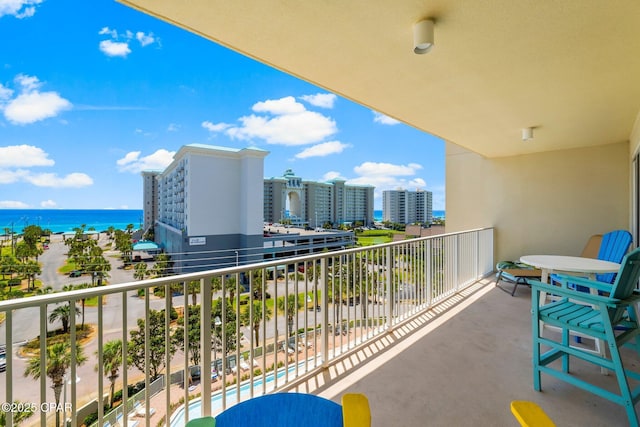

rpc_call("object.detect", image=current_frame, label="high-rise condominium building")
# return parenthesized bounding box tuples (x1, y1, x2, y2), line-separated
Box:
(264, 169, 375, 227)
(141, 170, 160, 233)
(146, 144, 268, 273)
(382, 188, 433, 224)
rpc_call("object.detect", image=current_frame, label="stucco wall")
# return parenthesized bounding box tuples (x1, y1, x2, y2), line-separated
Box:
(446, 141, 629, 262)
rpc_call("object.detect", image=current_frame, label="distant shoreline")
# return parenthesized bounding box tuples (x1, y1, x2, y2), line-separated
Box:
(0, 208, 144, 234)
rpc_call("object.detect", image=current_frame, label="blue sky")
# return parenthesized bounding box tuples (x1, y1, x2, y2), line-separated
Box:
(0, 0, 444, 211)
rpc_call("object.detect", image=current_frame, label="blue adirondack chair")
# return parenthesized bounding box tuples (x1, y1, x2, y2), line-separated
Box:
(531, 247, 640, 426)
(185, 393, 371, 427)
(596, 229, 633, 283)
(551, 230, 631, 292)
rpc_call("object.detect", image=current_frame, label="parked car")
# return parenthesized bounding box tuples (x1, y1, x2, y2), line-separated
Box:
(189, 365, 201, 381)
(69, 270, 82, 277)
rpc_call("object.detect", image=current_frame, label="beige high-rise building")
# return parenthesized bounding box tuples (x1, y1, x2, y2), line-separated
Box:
(264, 169, 374, 227)
(383, 188, 433, 224)
(141, 170, 160, 234)
(144, 144, 268, 273)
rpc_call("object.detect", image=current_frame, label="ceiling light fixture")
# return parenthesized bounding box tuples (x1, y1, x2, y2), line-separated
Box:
(413, 19, 434, 54)
(522, 127, 534, 141)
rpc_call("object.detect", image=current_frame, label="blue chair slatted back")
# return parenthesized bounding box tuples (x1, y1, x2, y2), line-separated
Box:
(214, 393, 344, 427)
(596, 230, 632, 283)
(607, 247, 640, 324)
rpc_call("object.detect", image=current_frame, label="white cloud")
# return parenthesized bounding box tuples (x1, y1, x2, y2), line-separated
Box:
(136, 31, 155, 46)
(322, 171, 345, 181)
(40, 199, 56, 208)
(227, 111, 336, 145)
(0, 169, 27, 184)
(0, 74, 72, 125)
(353, 162, 422, 177)
(0, 145, 55, 167)
(0, 144, 92, 190)
(24, 172, 93, 188)
(0, 200, 29, 208)
(99, 40, 131, 57)
(347, 161, 426, 201)
(117, 151, 141, 165)
(202, 121, 230, 132)
(16, 73, 41, 91)
(1, 74, 71, 125)
(300, 93, 337, 109)
(4, 91, 71, 124)
(98, 27, 159, 58)
(206, 95, 338, 146)
(167, 123, 179, 132)
(98, 27, 118, 38)
(0, 0, 42, 19)
(295, 141, 349, 159)
(252, 96, 306, 115)
(117, 149, 175, 173)
(0, 83, 13, 101)
(373, 111, 400, 125)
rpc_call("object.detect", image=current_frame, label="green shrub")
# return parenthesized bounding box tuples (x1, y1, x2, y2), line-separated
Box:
(83, 405, 109, 426)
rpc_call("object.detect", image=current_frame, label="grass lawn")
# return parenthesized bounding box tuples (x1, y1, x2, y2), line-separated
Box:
(19, 324, 95, 357)
(356, 229, 404, 246)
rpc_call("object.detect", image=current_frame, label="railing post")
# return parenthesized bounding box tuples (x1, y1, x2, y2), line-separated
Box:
(426, 239, 432, 308)
(321, 257, 329, 368)
(386, 246, 394, 330)
(475, 230, 480, 280)
(182, 281, 189, 421)
(97, 296, 104, 427)
(201, 277, 212, 416)
(70, 299, 77, 427)
(39, 305, 46, 427)
(454, 234, 460, 292)
(5, 312, 11, 427)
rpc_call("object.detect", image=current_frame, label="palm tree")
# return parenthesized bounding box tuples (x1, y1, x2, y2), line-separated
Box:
(21, 260, 41, 291)
(72, 284, 93, 328)
(97, 339, 122, 408)
(277, 294, 304, 338)
(242, 301, 273, 346)
(48, 303, 81, 334)
(24, 342, 87, 427)
(133, 262, 148, 281)
(188, 280, 199, 305)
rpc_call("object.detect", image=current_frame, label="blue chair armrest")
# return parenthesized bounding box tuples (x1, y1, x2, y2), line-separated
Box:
(552, 274, 613, 293)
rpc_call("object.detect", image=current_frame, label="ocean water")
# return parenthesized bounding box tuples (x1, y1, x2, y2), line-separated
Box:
(0, 209, 443, 233)
(0, 209, 144, 234)
(373, 209, 445, 222)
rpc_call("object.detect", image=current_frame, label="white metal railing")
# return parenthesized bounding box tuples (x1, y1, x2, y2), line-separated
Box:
(0, 227, 493, 427)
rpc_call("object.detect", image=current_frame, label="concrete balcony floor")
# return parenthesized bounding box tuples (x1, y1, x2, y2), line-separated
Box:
(290, 276, 639, 427)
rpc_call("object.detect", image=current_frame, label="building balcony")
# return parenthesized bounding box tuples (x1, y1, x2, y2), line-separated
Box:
(0, 228, 633, 426)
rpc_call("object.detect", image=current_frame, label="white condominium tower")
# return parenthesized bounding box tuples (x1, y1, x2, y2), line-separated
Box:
(382, 188, 433, 224)
(264, 169, 375, 227)
(141, 170, 160, 234)
(147, 144, 268, 273)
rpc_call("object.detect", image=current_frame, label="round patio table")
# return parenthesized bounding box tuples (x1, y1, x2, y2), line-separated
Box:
(519, 255, 620, 284)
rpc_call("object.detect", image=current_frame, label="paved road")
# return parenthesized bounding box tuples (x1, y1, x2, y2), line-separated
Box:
(0, 235, 177, 413)
(0, 236, 368, 417)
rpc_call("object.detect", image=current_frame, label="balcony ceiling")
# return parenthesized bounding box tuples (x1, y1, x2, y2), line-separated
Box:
(119, 0, 640, 158)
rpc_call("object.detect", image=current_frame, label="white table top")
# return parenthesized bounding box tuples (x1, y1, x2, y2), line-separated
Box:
(519, 255, 620, 274)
